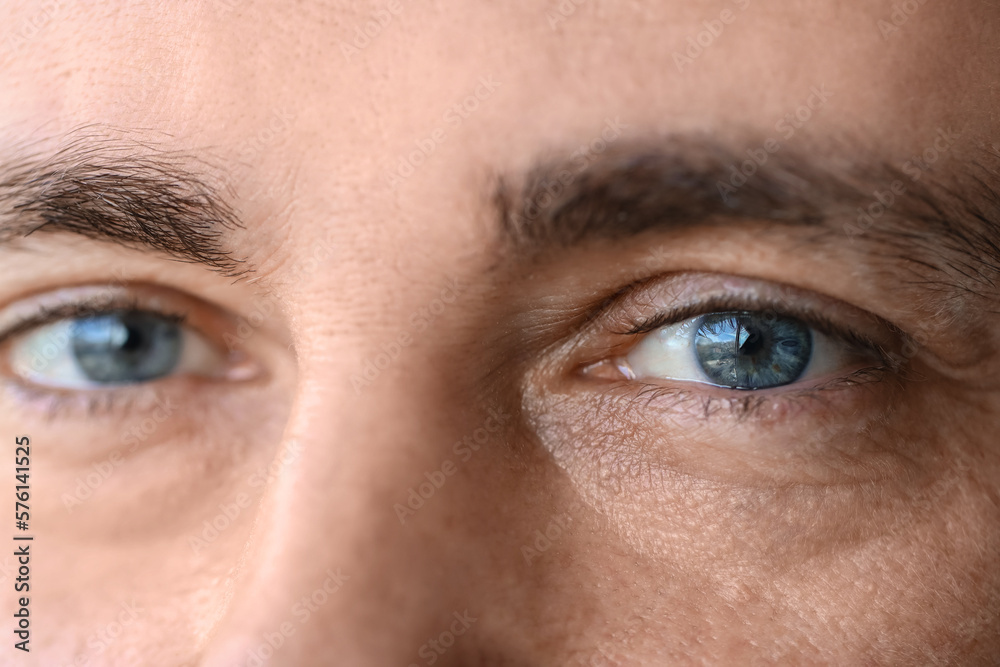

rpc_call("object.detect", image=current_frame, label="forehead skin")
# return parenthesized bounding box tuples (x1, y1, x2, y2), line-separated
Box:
(2, 0, 991, 324)
(1, 1, 999, 666)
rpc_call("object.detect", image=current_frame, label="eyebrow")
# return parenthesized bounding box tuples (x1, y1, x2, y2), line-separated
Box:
(0, 130, 247, 276)
(494, 136, 1000, 296)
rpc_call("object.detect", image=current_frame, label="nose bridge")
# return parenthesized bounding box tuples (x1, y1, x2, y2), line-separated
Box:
(201, 350, 475, 666)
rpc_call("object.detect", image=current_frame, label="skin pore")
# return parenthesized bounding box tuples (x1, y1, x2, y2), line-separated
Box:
(0, 0, 998, 665)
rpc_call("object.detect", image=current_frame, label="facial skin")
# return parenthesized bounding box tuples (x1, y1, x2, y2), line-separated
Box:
(0, 0, 998, 665)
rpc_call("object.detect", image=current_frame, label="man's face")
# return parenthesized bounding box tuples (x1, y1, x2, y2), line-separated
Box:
(0, 0, 998, 664)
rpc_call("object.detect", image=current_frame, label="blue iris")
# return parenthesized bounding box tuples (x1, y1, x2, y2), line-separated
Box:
(694, 312, 812, 389)
(71, 312, 182, 384)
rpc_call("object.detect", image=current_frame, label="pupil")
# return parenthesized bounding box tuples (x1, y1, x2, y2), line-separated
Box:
(695, 312, 811, 389)
(71, 312, 182, 384)
(121, 326, 145, 353)
(737, 326, 764, 356)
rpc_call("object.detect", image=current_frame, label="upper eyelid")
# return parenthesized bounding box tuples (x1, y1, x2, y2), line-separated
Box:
(558, 272, 908, 368)
(622, 298, 885, 354)
(1, 299, 257, 392)
(610, 274, 891, 334)
(0, 282, 289, 365)
(0, 300, 190, 347)
(0, 286, 247, 378)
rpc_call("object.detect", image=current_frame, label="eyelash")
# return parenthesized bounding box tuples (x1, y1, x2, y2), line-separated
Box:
(0, 298, 189, 345)
(2, 281, 902, 426)
(622, 365, 893, 422)
(616, 293, 897, 369)
(570, 288, 906, 421)
(0, 298, 192, 418)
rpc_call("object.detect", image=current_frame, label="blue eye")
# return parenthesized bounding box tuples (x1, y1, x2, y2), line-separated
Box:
(624, 309, 862, 391)
(71, 313, 183, 384)
(693, 312, 812, 389)
(8, 309, 229, 389)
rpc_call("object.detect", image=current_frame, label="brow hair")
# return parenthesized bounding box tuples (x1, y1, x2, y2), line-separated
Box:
(494, 135, 1000, 297)
(0, 128, 247, 275)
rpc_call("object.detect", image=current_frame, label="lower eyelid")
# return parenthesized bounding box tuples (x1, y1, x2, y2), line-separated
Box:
(525, 370, 906, 490)
(634, 360, 888, 395)
(577, 359, 891, 425)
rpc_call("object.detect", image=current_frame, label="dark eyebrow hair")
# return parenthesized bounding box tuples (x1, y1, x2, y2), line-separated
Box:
(0, 130, 247, 276)
(494, 135, 1000, 296)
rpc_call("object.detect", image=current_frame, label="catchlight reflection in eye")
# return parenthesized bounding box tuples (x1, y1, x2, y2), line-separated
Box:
(9, 311, 231, 389)
(623, 311, 856, 390)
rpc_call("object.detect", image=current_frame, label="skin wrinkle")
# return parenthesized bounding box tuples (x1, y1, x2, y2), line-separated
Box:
(0, 0, 997, 664)
(491, 227, 990, 663)
(9, 128, 1000, 298)
(524, 349, 957, 571)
